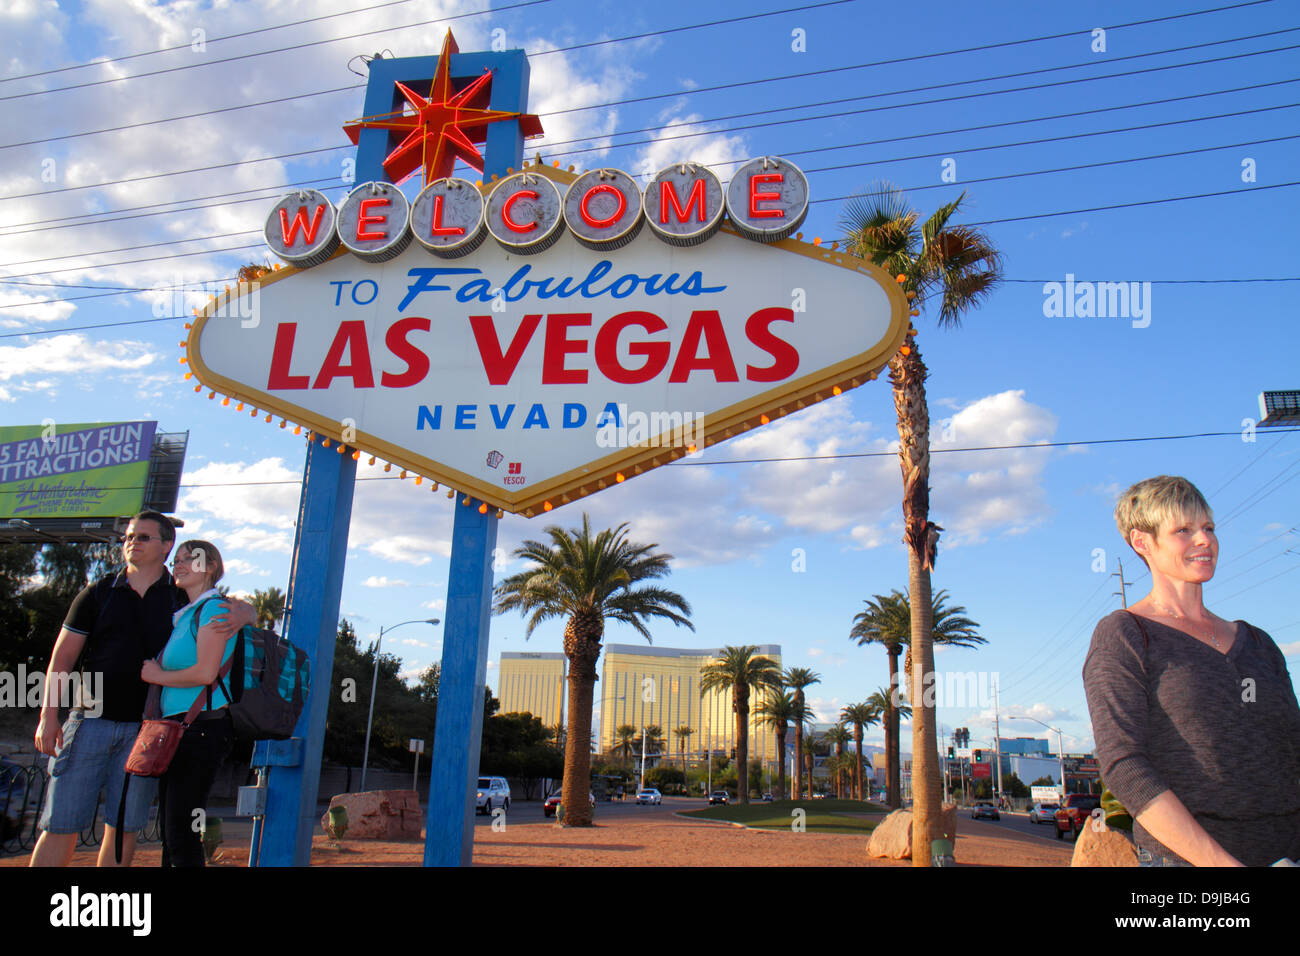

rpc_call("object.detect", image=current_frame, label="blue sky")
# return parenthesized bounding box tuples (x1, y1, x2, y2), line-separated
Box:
(1, 0, 1297, 759)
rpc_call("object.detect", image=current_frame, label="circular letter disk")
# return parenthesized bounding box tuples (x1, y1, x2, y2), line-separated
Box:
(485, 173, 564, 255)
(563, 168, 643, 250)
(725, 157, 809, 243)
(338, 181, 412, 262)
(644, 163, 725, 246)
(265, 189, 340, 268)
(411, 178, 487, 258)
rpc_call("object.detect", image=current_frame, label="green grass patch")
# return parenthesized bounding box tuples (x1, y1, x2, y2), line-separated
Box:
(680, 799, 891, 833)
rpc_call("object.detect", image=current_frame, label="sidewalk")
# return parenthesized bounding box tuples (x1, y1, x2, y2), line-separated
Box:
(4, 807, 1072, 867)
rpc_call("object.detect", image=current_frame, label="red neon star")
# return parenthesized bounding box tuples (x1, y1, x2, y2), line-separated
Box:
(343, 31, 543, 186)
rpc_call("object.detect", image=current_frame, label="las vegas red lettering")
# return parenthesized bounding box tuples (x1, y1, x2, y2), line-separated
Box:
(266, 310, 799, 390)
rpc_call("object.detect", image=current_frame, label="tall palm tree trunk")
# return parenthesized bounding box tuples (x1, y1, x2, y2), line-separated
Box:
(888, 650, 901, 809)
(775, 727, 787, 799)
(793, 695, 805, 799)
(561, 613, 602, 827)
(735, 681, 750, 804)
(853, 725, 864, 800)
(836, 741, 846, 798)
(891, 340, 941, 865)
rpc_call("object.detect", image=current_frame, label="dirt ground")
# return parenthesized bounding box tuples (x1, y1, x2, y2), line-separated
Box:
(4, 811, 1073, 867)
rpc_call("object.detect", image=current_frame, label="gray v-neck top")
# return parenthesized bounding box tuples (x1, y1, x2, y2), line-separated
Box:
(1084, 610, 1300, 866)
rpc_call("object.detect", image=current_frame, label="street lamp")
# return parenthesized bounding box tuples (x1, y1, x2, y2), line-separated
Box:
(1007, 715, 1066, 800)
(360, 618, 439, 791)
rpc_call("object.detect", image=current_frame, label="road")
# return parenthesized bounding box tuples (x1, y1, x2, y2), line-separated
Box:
(470, 795, 691, 827)
(961, 809, 1072, 843)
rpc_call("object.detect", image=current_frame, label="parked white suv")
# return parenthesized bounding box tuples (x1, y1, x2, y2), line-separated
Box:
(476, 776, 511, 814)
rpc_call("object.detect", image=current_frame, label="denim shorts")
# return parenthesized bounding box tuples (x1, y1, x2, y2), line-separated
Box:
(38, 712, 158, 834)
(1137, 846, 1191, 867)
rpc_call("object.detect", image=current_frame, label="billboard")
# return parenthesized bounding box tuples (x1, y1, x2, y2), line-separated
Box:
(187, 161, 908, 516)
(0, 422, 157, 520)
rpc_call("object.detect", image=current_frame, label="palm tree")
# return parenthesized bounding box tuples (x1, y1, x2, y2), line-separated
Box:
(640, 724, 666, 759)
(850, 590, 909, 807)
(673, 725, 694, 777)
(852, 591, 983, 808)
(842, 183, 1001, 863)
(865, 686, 911, 804)
(823, 723, 852, 798)
(252, 586, 286, 630)
(801, 735, 819, 796)
(699, 646, 781, 805)
(614, 724, 638, 764)
(755, 690, 800, 799)
(494, 515, 693, 826)
(841, 702, 881, 801)
(783, 666, 821, 798)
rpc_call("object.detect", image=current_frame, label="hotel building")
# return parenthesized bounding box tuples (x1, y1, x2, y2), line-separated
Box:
(497, 651, 566, 728)
(598, 644, 783, 765)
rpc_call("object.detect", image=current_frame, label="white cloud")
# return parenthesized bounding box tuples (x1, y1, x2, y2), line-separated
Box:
(0, 288, 76, 325)
(223, 557, 269, 577)
(1279, 640, 1300, 657)
(422, 599, 446, 611)
(0, 335, 154, 380)
(363, 575, 411, 588)
(399, 637, 432, 648)
(177, 457, 300, 532)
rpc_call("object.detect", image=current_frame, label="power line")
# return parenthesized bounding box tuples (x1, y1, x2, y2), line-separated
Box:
(961, 180, 1300, 227)
(544, 53, 1300, 160)
(541, 3, 1286, 119)
(0, 177, 338, 236)
(6, 112, 1294, 274)
(0, 0, 422, 83)
(539, 58, 1300, 152)
(9, 123, 1295, 245)
(675, 429, 1300, 467)
(5, 23, 1294, 190)
(0, 0, 846, 105)
(0, 0, 552, 100)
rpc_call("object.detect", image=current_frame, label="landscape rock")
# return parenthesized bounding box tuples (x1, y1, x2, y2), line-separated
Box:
(866, 804, 959, 860)
(1070, 819, 1139, 866)
(320, 790, 422, 841)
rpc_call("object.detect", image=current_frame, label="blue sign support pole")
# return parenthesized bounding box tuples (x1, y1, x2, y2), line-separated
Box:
(251, 443, 356, 865)
(251, 49, 404, 867)
(421, 50, 527, 868)
(252, 44, 529, 866)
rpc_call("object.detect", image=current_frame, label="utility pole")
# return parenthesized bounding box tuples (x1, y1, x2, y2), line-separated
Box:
(993, 676, 1004, 804)
(1112, 558, 1130, 608)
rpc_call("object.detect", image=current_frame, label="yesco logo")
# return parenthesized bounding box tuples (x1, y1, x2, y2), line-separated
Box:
(50, 886, 151, 936)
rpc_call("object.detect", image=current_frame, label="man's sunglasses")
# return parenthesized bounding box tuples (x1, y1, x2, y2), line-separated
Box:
(124, 533, 159, 542)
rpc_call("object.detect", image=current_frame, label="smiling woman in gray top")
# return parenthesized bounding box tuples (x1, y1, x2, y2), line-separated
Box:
(1084, 475, 1300, 866)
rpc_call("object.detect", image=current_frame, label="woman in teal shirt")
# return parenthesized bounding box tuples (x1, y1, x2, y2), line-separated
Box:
(140, 539, 239, 867)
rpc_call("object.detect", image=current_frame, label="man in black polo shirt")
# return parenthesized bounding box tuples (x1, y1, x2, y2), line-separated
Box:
(29, 510, 253, 867)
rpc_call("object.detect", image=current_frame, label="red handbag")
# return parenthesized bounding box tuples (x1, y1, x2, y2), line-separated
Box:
(115, 653, 234, 862)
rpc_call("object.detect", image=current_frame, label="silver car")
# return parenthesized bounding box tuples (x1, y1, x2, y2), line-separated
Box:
(1030, 802, 1059, 824)
(476, 776, 511, 814)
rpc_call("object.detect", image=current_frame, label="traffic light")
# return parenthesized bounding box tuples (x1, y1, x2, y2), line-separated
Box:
(947, 746, 954, 759)
(974, 749, 983, 762)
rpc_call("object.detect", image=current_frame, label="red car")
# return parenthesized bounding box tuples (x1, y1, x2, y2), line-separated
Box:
(1054, 793, 1101, 839)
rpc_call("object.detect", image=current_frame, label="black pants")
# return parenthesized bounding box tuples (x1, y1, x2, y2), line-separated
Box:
(158, 710, 234, 867)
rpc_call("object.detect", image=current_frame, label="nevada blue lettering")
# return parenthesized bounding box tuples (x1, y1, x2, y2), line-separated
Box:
(563, 403, 586, 428)
(522, 404, 549, 429)
(490, 404, 516, 428)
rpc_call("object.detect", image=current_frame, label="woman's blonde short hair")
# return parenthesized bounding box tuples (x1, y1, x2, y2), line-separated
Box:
(175, 539, 225, 588)
(1114, 476, 1212, 564)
